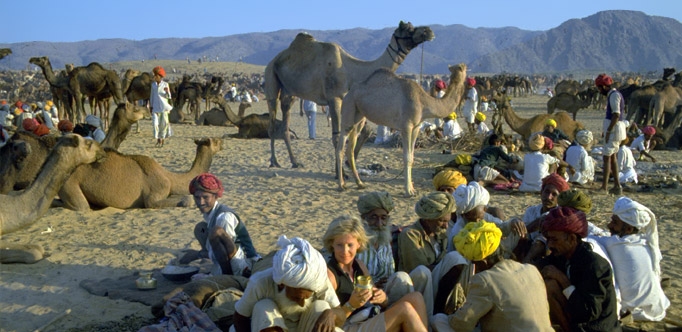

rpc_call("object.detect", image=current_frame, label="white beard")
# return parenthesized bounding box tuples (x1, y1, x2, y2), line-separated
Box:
(365, 224, 392, 248)
(274, 287, 313, 323)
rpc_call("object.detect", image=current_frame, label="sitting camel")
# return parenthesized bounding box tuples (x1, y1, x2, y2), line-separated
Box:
(100, 102, 147, 149)
(206, 94, 298, 139)
(0, 134, 105, 263)
(196, 100, 251, 126)
(338, 63, 467, 196)
(58, 137, 223, 210)
(492, 91, 584, 142)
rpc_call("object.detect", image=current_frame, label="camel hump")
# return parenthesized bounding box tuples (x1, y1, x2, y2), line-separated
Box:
(290, 32, 316, 49)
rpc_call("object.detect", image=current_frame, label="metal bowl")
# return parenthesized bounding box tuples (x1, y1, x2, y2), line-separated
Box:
(136, 272, 158, 290)
(161, 265, 200, 282)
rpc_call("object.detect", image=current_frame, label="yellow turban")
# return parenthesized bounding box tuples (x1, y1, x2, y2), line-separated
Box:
(546, 119, 557, 128)
(433, 169, 467, 191)
(454, 220, 502, 261)
(528, 132, 545, 151)
(448, 112, 457, 120)
(46, 100, 54, 107)
(357, 191, 394, 215)
(415, 191, 456, 220)
(475, 112, 486, 122)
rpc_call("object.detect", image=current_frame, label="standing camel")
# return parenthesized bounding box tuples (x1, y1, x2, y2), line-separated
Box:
(66, 62, 123, 124)
(29, 56, 75, 121)
(264, 21, 434, 175)
(547, 92, 592, 120)
(338, 63, 467, 196)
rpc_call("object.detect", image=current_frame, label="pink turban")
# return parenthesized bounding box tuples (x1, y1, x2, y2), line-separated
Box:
(434, 79, 447, 90)
(642, 126, 656, 136)
(542, 173, 570, 193)
(189, 173, 224, 197)
(543, 136, 554, 150)
(542, 206, 588, 238)
(595, 74, 613, 87)
(466, 77, 476, 86)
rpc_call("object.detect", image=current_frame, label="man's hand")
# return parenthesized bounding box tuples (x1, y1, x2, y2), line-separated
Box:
(509, 219, 528, 238)
(541, 265, 570, 289)
(312, 309, 337, 332)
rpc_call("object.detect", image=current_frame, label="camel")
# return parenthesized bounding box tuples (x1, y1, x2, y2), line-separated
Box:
(0, 48, 11, 60)
(125, 72, 152, 105)
(547, 92, 592, 120)
(100, 102, 147, 149)
(29, 56, 76, 121)
(492, 91, 584, 142)
(196, 99, 251, 126)
(554, 80, 581, 95)
(648, 73, 682, 127)
(58, 137, 223, 210)
(338, 63, 467, 196)
(66, 62, 124, 124)
(264, 21, 434, 172)
(0, 134, 105, 236)
(0, 132, 58, 194)
(206, 95, 297, 139)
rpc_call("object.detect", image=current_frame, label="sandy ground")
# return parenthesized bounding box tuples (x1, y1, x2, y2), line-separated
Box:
(0, 94, 681, 331)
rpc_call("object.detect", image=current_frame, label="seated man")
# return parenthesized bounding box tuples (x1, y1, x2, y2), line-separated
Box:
(84, 114, 106, 143)
(180, 173, 259, 277)
(630, 125, 657, 162)
(519, 132, 570, 192)
(398, 192, 469, 315)
(593, 197, 670, 321)
(472, 134, 519, 187)
(617, 138, 638, 185)
(566, 130, 596, 186)
(233, 236, 344, 332)
(442, 112, 463, 141)
(542, 119, 570, 145)
(538, 207, 621, 332)
(474, 112, 491, 136)
(431, 221, 554, 332)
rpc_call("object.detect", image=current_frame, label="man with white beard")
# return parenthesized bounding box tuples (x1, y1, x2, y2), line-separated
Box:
(232, 236, 345, 332)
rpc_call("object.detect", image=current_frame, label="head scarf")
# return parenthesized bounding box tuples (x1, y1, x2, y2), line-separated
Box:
(433, 169, 467, 191)
(189, 173, 224, 197)
(46, 100, 54, 107)
(85, 114, 101, 128)
(475, 112, 486, 122)
(613, 196, 661, 276)
(542, 206, 588, 238)
(415, 191, 456, 220)
(153, 66, 166, 77)
(454, 220, 502, 261)
(22, 118, 39, 131)
(642, 126, 656, 136)
(454, 181, 490, 214)
(542, 173, 570, 193)
(33, 124, 50, 136)
(14, 100, 22, 108)
(595, 73, 613, 87)
(465, 77, 476, 86)
(36, 101, 44, 110)
(58, 119, 74, 132)
(545, 119, 557, 128)
(434, 79, 447, 90)
(544, 137, 554, 150)
(447, 112, 457, 120)
(357, 191, 394, 215)
(529, 132, 545, 151)
(576, 130, 593, 146)
(557, 189, 592, 214)
(272, 235, 327, 292)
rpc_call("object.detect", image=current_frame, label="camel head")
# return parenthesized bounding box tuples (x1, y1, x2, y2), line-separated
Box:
(393, 21, 435, 53)
(0, 48, 11, 60)
(28, 56, 50, 68)
(663, 67, 676, 80)
(447, 63, 467, 84)
(59, 134, 106, 163)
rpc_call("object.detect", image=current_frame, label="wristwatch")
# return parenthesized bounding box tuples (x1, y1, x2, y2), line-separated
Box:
(343, 301, 356, 312)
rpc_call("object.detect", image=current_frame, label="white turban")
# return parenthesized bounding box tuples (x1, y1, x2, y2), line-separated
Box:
(613, 197, 661, 276)
(576, 130, 593, 147)
(454, 181, 490, 213)
(85, 114, 101, 128)
(272, 235, 327, 292)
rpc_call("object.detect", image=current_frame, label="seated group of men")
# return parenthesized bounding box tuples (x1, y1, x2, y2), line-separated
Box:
(169, 171, 668, 332)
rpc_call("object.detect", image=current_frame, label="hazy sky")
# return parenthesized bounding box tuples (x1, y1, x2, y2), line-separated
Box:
(4, 0, 680, 43)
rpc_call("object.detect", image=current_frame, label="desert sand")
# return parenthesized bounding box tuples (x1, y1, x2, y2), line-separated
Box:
(0, 94, 680, 331)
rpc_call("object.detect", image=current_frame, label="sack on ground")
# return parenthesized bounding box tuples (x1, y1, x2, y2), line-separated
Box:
(202, 287, 244, 321)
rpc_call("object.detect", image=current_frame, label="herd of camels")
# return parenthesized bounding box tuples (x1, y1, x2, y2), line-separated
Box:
(2, 20, 682, 262)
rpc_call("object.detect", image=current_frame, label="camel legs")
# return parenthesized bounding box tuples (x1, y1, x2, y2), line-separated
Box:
(345, 119, 367, 190)
(402, 124, 419, 197)
(268, 95, 300, 168)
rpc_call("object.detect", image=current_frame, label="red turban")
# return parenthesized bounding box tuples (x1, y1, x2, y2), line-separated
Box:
(23, 118, 39, 131)
(153, 66, 166, 78)
(466, 77, 476, 86)
(34, 124, 50, 136)
(189, 173, 224, 197)
(543, 136, 553, 150)
(642, 126, 656, 136)
(58, 119, 74, 132)
(595, 74, 613, 87)
(542, 206, 588, 238)
(434, 79, 447, 90)
(542, 173, 570, 193)
(14, 100, 23, 108)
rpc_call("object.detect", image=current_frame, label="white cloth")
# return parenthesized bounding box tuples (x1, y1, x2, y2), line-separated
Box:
(443, 119, 463, 140)
(613, 197, 661, 276)
(151, 81, 173, 113)
(272, 236, 327, 292)
(453, 182, 490, 214)
(476, 122, 490, 135)
(631, 135, 651, 153)
(204, 202, 251, 276)
(375, 125, 390, 144)
(462, 88, 478, 124)
(617, 145, 638, 184)
(565, 145, 595, 185)
(518, 152, 559, 192)
(522, 204, 548, 243)
(355, 242, 394, 280)
(85, 114, 101, 128)
(88, 127, 106, 144)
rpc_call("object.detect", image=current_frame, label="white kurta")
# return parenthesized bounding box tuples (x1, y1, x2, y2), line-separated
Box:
(565, 145, 595, 185)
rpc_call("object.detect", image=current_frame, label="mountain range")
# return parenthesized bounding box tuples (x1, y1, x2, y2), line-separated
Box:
(1, 10, 681, 75)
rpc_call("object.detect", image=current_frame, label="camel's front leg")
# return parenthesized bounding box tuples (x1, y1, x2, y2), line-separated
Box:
(336, 129, 349, 191)
(280, 97, 301, 168)
(402, 126, 417, 197)
(267, 99, 281, 168)
(347, 120, 367, 190)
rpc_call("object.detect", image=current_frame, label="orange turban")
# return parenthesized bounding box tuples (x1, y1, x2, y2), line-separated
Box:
(542, 206, 588, 238)
(542, 173, 570, 193)
(153, 66, 166, 78)
(34, 124, 50, 136)
(189, 173, 224, 197)
(58, 119, 74, 132)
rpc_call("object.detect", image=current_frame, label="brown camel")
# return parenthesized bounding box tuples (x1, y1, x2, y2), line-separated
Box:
(338, 63, 467, 196)
(100, 102, 147, 149)
(0, 48, 11, 60)
(547, 92, 592, 120)
(66, 62, 124, 124)
(29, 56, 76, 121)
(58, 137, 223, 210)
(492, 92, 584, 141)
(196, 99, 252, 126)
(0, 132, 58, 194)
(0, 134, 105, 236)
(206, 95, 297, 139)
(554, 80, 581, 95)
(264, 21, 434, 172)
(648, 73, 682, 127)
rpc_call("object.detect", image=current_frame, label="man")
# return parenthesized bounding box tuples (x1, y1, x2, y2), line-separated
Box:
(595, 73, 625, 195)
(473, 112, 491, 136)
(593, 197, 670, 321)
(631, 125, 657, 162)
(566, 130, 596, 186)
(398, 191, 468, 315)
(462, 77, 478, 132)
(180, 173, 259, 277)
(539, 206, 621, 332)
(431, 221, 553, 332)
(150, 66, 173, 147)
(472, 134, 519, 187)
(300, 99, 318, 140)
(84, 114, 106, 143)
(233, 236, 345, 332)
(542, 119, 570, 144)
(432, 168, 468, 195)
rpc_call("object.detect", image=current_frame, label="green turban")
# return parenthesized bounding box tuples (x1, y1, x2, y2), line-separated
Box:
(415, 191, 455, 220)
(357, 191, 394, 215)
(557, 189, 593, 214)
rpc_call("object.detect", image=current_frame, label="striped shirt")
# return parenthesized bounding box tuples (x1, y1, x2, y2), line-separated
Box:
(355, 243, 395, 280)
